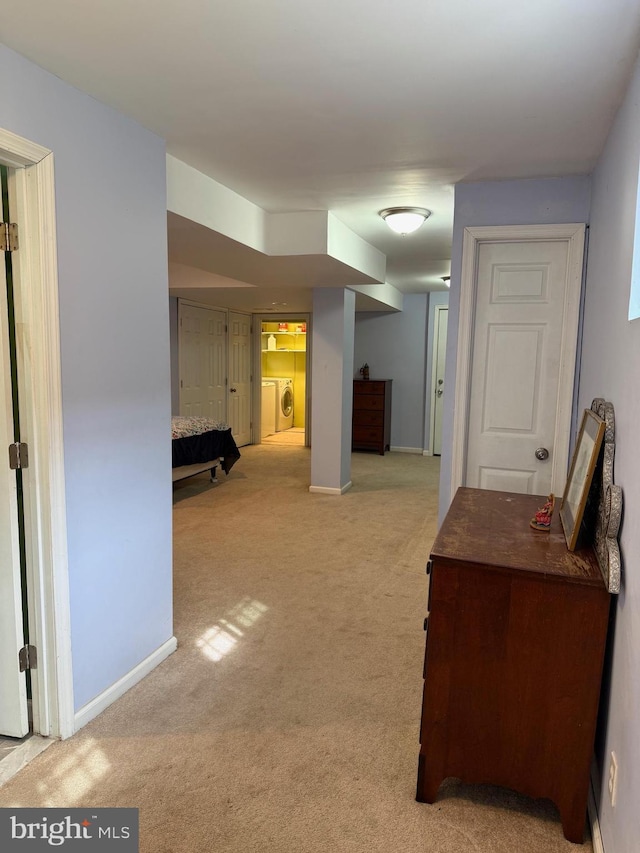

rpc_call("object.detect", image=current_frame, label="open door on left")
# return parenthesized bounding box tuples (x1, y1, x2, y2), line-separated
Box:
(0, 163, 29, 738)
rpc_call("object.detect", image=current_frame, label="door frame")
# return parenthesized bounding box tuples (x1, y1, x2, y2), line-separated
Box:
(0, 128, 73, 739)
(429, 304, 448, 456)
(450, 223, 586, 502)
(252, 312, 311, 446)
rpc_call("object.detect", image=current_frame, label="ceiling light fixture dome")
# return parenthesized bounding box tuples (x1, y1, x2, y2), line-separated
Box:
(380, 207, 431, 235)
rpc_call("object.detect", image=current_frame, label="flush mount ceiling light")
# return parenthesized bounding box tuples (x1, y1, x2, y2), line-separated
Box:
(379, 207, 431, 235)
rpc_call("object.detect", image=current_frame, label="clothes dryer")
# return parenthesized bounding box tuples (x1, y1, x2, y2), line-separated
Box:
(269, 377, 294, 431)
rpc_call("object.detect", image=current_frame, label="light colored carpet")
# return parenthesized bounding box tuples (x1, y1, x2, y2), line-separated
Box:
(261, 428, 305, 446)
(0, 447, 591, 852)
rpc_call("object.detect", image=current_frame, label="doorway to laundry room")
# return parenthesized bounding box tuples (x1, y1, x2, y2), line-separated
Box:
(259, 317, 308, 447)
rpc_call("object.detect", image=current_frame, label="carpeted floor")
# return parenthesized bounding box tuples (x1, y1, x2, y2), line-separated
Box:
(260, 427, 305, 446)
(0, 446, 592, 852)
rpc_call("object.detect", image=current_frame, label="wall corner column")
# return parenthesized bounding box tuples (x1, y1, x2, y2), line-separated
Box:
(309, 288, 355, 494)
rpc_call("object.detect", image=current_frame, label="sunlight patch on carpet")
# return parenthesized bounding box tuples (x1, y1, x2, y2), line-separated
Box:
(197, 598, 268, 662)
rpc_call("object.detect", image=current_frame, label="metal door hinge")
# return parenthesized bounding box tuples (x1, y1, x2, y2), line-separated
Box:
(19, 644, 37, 672)
(9, 442, 29, 470)
(0, 222, 18, 251)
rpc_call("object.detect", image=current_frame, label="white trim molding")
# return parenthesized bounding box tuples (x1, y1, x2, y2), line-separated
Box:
(451, 223, 586, 502)
(74, 638, 178, 733)
(0, 128, 73, 739)
(390, 446, 424, 454)
(309, 482, 352, 495)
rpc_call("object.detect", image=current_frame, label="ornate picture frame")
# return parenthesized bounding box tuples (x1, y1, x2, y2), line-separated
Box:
(560, 409, 606, 551)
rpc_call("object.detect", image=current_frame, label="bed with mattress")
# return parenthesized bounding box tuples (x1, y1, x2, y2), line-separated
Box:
(172, 416, 241, 483)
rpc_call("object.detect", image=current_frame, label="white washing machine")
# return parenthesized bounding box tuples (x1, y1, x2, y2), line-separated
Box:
(270, 377, 294, 431)
(261, 381, 276, 438)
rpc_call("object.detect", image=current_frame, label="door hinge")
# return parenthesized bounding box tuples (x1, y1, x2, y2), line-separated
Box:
(8, 442, 29, 470)
(19, 644, 37, 672)
(0, 222, 18, 252)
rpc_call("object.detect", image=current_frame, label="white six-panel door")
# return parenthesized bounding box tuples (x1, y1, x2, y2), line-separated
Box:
(432, 306, 448, 456)
(461, 228, 584, 496)
(179, 303, 226, 421)
(228, 311, 252, 447)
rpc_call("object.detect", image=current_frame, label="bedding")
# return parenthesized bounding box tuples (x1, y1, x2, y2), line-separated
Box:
(171, 416, 241, 475)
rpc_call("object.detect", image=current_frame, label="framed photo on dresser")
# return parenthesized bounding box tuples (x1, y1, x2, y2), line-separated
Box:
(560, 409, 606, 550)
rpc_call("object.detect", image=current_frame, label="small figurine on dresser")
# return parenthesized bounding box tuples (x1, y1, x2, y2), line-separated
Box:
(530, 494, 555, 531)
(359, 363, 369, 380)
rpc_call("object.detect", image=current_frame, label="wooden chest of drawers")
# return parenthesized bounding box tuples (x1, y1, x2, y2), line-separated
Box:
(352, 379, 392, 455)
(416, 487, 610, 843)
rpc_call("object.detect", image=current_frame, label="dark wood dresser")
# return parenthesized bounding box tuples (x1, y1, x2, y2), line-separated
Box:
(417, 487, 610, 844)
(352, 379, 392, 455)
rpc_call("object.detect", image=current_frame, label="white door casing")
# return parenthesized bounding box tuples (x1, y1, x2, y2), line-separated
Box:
(0, 193, 29, 737)
(228, 311, 252, 447)
(0, 129, 73, 739)
(178, 302, 227, 420)
(431, 306, 448, 456)
(451, 224, 585, 500)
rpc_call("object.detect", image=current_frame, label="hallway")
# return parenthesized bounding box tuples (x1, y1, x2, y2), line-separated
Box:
(0, 448, 588, 852)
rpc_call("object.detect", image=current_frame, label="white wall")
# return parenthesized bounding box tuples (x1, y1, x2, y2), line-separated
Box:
(0, 43, 173, 711)
(578, 49, 640, 853)
(354, 293, 429, 452)
(440, 175, 592, 519)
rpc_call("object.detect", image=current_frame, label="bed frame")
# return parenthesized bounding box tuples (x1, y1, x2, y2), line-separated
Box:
(172, 460, 220, 484)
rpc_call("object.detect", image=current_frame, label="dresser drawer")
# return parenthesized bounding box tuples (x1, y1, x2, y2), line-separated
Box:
(353, 410, 383, 426)
(354, 380, 386, 396)
(353, 426, 383, 444)
(354, 394, 384, 411)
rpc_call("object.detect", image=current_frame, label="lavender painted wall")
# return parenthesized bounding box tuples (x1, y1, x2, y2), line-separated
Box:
(354, 293, 429, 451)
(0, 43, 172, 711)
(578, 50, 640, 853)
(310, 288, 355, 491)
(439, 176, 592, 520)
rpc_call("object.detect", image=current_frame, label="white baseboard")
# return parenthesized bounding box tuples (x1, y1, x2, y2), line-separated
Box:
(423, 449, 433, 456)
(589, 758, 605, 853)
(390, 446, 423, 454)
(309, 481, 352, 495)
(73, 636, 177, 733)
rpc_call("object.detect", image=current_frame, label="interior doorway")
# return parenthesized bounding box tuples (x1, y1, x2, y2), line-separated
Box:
(0, 127, 73, 741)
(258, 315, 309, 447)
(431, 305, 448, 456)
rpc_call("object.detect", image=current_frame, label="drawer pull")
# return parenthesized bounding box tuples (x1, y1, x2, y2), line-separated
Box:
(426, 560, 432, 575)
(423, 615, 430, 631)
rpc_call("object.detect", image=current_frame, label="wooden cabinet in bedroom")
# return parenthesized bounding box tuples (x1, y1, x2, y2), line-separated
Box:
(352, 380, 392, 455)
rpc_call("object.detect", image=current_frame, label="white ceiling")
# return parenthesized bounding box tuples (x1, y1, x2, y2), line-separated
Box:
(3, 0, 640, 310)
